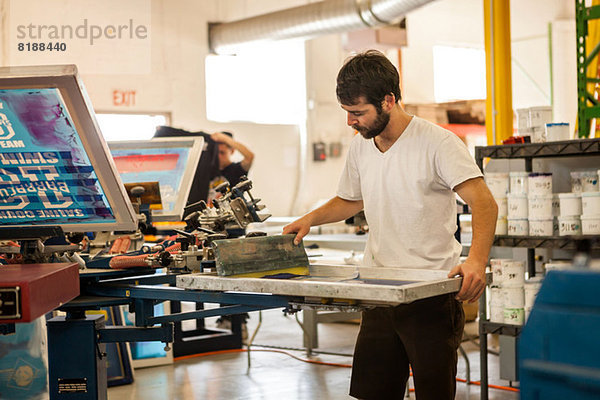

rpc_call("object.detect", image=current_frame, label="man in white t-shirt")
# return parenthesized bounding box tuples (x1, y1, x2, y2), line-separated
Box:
(283, 50, 498, 399)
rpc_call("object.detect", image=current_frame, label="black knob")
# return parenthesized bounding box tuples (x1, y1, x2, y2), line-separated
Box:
(159, 252, 172, 267)
(130, 186, 145, 197)
(215, 182, 230, 194)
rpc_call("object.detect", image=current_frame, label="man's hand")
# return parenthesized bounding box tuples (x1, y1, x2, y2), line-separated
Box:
(448, 259, 486, 303)
(283, 217, 312, 245)
(211, 132, 233, 145)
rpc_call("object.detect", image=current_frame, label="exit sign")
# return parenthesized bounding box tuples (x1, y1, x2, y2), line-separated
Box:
(113, 90, 136, 107)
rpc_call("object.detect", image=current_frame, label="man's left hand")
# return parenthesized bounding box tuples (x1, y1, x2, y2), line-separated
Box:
(447, 260, 486, 303)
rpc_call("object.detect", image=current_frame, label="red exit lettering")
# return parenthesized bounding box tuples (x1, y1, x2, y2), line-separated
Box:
(113, 90, 136, 106)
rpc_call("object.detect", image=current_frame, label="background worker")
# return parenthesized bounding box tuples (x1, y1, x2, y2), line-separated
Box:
(283, 50, 498, 399)
(209, 131, 254, 190)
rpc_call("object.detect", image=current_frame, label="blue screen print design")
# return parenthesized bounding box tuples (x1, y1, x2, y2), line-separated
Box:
(0, 88, 116, 225)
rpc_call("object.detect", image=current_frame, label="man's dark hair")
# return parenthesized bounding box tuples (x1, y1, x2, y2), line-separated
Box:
(336, 50, 401, 111)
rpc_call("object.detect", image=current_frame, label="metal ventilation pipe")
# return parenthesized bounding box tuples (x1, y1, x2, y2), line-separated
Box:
(210, 0, 437, 54)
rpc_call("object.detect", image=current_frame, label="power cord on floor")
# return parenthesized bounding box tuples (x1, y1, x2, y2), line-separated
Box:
(173, 347, 520, 393)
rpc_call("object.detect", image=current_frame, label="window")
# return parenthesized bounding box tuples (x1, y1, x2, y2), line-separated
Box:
(205, 39, 307, 124)
(433, 45, 486, 103)
(95, 113, 169, 142)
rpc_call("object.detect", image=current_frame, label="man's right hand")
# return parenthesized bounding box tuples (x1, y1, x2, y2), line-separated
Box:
(283, 217, 312, 245)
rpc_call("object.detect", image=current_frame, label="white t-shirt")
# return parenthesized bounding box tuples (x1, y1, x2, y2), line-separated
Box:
(337, 116, 483, 270)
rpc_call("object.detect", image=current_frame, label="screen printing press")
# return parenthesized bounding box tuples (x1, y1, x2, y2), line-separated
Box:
(0, 65, 464, 400)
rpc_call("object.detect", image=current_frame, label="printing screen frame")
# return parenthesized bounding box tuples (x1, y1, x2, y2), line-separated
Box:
(0, 64, 137, 232)
(108, 137, 204, 222)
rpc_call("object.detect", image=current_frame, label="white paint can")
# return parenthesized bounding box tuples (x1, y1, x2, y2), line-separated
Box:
(490, 287, 504, 305)
(508, 219, 528, 236)
(544, 260, 573, 272)
(531, 126, 546, 143)
(507, 193, 528, 219)
(494, 197, 508, 217)
(503, 308, 525, 325)
(490, 305, 505, 323)
(545, 122, 570, 141)
(570, 170, 599, 193)
(528, 173, 553, 195)
(490, 258, 512, 287)
(581, 215, 600, 235)
(582, 192, 600, 215)
(524, 277, 543, 309)
(496, 216, 508, 235)
(489, 287, 505, 323)
(509, 171, 529, 195)
(485, 172, 509, 197)
(528, 106, 553, 128)
(528, 217, 554, 236)
(516, 108, 530, 129)
(502, 287, 525, 307)
(503, 261, 525, 287)
(528, 194, 553, 219)
(558, 216, 582, 236)
(552, 194, 560, 217)
(558, 193, 582, 217)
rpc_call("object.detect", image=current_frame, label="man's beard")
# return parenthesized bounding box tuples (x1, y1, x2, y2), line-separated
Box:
(354, 108, 390, 139)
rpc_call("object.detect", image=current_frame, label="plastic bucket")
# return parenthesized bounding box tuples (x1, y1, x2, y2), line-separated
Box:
(570, 170, 599, 193)
(524, 277, 543, 309)
(509, 171, 529, 195)
(490, 259, 512, 287)
(528, 173, 552, 195)
(581, 192, 600, 215)
(508, 193, 528, 219)
(581, 215, 600, 235)
(558, 216, 582, 236)
(495, 197, 508, 217)
(508, 219, 528, 236)
(545, 123, 570, 141)
(528, 195, 553, 219)
(503, 308, 525, 325)
(503, 261, 525, 288)
(558, 193, 582, 217)
(485, 172, 509, 197)
(495, 216, 507, 235)
(529, 218, 553, 236)
(502, 287, 525, 307)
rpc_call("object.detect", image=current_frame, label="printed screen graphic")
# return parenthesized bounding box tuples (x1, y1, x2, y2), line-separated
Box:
(0, 88, 116, 226)
(108, 138, 203, 222)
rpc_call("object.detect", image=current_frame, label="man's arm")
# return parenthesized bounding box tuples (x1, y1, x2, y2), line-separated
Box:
(211, 132, 255, 171)
(283, 196, 364, 245)
(449, 177, 498, 303)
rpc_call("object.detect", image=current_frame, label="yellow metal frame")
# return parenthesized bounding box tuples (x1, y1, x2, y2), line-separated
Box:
(484, 0, 513, 145)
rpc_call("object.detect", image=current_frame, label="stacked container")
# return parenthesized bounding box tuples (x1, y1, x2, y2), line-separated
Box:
(579, 169, 600, 234)
(524, 277, 543, 321)
(528, 173, 554, 236)
(555, 169, 600, 235)
(507, 172, 528, 235)
(489, 258, 526, 325)
(485, 172, 509, 235)
(515, 106, 552, 143)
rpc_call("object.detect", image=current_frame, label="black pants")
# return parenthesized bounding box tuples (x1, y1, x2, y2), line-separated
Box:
(349, 294, 465, 400)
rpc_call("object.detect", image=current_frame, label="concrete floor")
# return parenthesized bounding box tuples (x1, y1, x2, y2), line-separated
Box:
(108, 309, 520, 400)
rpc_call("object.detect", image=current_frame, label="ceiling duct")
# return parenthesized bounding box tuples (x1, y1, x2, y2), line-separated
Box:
(209, 0, 437, 54)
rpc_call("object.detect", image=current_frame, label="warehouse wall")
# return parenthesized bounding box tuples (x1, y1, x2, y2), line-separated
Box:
(0, 0, 580, 217)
